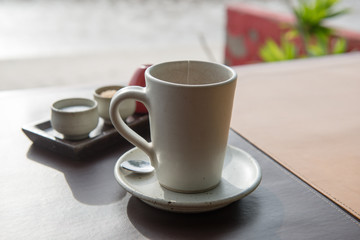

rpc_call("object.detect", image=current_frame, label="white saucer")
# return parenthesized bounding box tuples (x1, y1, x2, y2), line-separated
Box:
(114, 145, 262, 213)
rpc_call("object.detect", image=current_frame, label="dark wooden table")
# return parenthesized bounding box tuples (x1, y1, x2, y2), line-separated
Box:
(1, 56, 359, 239)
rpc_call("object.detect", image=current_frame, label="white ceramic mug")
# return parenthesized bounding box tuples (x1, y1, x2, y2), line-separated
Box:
(110, 61, 237, 193)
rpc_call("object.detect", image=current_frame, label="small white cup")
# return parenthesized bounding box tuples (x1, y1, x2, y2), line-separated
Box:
(51, 98, 99, 140)
(94, 85, 136, 124)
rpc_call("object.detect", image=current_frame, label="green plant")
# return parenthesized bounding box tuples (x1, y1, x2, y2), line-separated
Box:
(259, 37, 298, 62)
(259, 0, 349, 62)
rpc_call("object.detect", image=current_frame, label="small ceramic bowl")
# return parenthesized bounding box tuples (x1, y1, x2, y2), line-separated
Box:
(51, 98, 99, 140)
(94, 85, 136, 124)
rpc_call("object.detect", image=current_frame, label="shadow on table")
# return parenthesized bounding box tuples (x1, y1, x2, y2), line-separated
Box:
(127, 186, 284, 239)
(26, 143, 131, 206)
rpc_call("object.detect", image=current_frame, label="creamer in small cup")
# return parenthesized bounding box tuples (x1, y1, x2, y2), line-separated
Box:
(110, 61, 237, 193)
(51, 98, 98, 140)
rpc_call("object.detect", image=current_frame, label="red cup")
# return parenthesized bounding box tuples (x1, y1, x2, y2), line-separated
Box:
(128, 64, 152, 113)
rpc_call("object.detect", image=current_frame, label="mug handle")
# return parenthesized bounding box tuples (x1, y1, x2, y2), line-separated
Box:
(109, 86, 155, 164)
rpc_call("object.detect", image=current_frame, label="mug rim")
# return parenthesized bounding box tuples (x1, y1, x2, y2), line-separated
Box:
(145, 60, 237, 88)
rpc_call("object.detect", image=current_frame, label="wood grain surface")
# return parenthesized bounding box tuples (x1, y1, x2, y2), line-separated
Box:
(231, 52, 360, 219)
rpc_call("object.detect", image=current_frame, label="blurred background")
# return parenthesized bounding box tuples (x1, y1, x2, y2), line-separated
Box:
(1, 0, 359, 90)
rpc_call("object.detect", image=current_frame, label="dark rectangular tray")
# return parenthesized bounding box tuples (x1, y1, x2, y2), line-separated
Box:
(22, 114, 149, 160)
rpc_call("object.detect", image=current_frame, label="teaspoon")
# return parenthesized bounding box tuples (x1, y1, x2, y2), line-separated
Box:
(120, 160, 154, 174)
